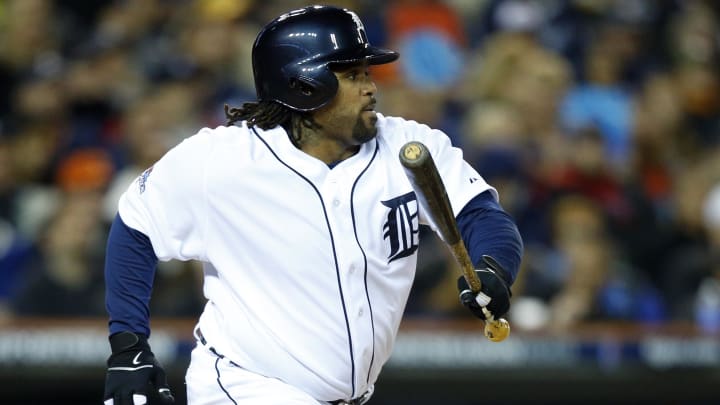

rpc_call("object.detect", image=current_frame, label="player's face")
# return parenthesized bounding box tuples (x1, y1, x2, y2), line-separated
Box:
(312, 63, 378, 146)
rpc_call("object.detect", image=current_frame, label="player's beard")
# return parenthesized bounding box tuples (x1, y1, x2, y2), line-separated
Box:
(352, 111, 378, 144)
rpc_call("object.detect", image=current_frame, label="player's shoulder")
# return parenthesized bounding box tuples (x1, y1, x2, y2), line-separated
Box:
(173, 123, 253, 152)
(189, 123, 251, 143)
(376, 113, 449, 148)
(377, 113, 429, 132)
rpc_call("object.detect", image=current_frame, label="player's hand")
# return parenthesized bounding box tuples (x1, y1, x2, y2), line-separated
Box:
(457, 255, 512, 321)
(104, 331, 175, 405)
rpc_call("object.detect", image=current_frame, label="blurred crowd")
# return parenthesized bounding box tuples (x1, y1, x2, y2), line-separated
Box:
(0, 0, 719, 334)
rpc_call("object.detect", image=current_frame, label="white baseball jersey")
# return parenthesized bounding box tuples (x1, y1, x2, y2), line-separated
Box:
(118, 113, 496, 401)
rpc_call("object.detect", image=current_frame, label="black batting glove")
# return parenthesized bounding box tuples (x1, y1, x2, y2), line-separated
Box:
(104, 331, 175, 405)
(457, 255, 512, 321)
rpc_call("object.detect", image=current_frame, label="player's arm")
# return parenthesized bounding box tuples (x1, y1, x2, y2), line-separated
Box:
(105, 213, 157, 336)
(455, 190, 523, 321)
(102, 130, 213, 404)
(104, 213, 174, 405)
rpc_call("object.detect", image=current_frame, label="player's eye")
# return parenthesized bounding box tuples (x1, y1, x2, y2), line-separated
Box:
(344, 67, 370, 82)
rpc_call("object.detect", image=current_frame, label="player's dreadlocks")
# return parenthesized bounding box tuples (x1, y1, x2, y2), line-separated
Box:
(224, 101, 320, 147)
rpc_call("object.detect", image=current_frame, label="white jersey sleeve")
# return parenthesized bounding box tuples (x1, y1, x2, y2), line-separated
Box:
(377, 114, 497, 229)
(117, 128, 214, 262)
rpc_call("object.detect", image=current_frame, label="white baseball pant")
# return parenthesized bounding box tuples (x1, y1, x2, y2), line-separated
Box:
(185, 342, 324, 404)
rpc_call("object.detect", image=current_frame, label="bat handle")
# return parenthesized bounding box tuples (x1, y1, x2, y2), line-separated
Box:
(454, 243, 511, 342)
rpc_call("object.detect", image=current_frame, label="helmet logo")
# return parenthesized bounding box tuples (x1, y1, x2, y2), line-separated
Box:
(346, 10, 368, 45)
(277, 7, 306, 22)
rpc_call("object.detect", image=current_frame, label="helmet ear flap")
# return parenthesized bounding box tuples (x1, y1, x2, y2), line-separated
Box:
(289, 78, 313, 96)
(282, 66, 339, 111)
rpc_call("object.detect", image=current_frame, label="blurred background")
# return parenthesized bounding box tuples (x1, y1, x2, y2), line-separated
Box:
(0, 0, 719, 403)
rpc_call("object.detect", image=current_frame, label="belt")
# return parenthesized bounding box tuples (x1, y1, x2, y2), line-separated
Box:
(196, 328, 373, 405)
(329, 385, 374, 405)
(194, 327, 241, 367)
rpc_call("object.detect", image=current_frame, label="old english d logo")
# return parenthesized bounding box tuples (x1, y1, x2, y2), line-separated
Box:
(382, 192, 419, 263)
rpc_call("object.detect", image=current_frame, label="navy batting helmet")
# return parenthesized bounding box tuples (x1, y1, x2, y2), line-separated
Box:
(252, 5, 399, 111)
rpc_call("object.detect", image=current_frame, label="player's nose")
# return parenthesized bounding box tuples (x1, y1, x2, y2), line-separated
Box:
(362, 79, 377, 96)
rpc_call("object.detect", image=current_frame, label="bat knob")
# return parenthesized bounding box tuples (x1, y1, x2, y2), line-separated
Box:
(484, 318, 510, 342)
(399, 141, 428, 167)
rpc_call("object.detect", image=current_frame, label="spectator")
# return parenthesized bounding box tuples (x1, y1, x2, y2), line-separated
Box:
(11, 189, 108, 316)
(514, 194, 665, 331)
(651, 154, 720, 318)
(559, 29, 635, 167)
(0, 0, 718, 328)
(694, 182, 720, 332)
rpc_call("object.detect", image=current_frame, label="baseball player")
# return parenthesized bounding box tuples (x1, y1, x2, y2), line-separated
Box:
(103, 5, 523, 405)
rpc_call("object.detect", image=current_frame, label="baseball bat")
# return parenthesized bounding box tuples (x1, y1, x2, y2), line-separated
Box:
(399, 141, 510, 342)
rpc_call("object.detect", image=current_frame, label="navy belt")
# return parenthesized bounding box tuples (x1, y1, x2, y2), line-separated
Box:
(194, 327, 241, 367)
(329, 386, 374, 405)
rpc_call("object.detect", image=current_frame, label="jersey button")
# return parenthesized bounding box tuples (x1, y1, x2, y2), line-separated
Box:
(333, 199, 340, 207)
(358, 308, 364, 317)
(349, 265, 355, 274)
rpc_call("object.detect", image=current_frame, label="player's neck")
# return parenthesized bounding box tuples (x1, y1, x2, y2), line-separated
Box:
(294, 130, 360, 165)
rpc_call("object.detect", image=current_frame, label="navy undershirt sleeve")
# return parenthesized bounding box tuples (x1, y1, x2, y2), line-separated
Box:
(456, 190, 523, 285)
(105, 213, 158, 337)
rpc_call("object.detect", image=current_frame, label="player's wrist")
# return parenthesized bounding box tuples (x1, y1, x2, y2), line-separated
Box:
(109, 331, 149, 354)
